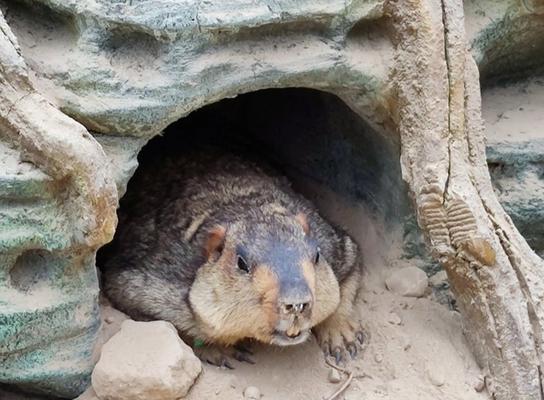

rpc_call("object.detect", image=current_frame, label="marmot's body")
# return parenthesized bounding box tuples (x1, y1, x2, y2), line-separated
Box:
(103, 152, 364, 364)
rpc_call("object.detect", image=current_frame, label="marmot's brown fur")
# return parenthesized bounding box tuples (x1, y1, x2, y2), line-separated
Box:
(102, 151, 364, 365)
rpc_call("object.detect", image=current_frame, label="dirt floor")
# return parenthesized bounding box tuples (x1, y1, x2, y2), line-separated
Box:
(92, 266, 488, 400)
(184, 289, 488, 400)
(82, 261, 487, 400)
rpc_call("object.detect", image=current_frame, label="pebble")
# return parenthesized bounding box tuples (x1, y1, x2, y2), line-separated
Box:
(244, 386, 261, 399)
(104, 316, 115, 324)
(385, 267, 429, 297)
(374, 353, 383, 363)
(400, 335, 411, 351)
(472, 375, 486, 392)
(427, 364, 445, 387)
(227, 375, 238, 389)
(328, 368, 342, 383)
(387, 312, 403, 325)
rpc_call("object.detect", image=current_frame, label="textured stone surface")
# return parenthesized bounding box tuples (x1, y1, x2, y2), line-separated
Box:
(1, 0, 390, 138)
(0, 7, 117, 398)
(465, 0, 544, 84)
(91, 320, 201, 400)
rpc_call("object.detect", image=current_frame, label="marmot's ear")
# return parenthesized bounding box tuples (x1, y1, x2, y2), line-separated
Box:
(204, 225, 226, 260)
(295, 212, 310, 235)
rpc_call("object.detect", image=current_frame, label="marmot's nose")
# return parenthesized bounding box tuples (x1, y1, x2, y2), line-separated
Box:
(280, 297, 312, 315)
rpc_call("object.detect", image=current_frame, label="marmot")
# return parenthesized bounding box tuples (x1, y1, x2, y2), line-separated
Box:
(102, 151, 364, 366)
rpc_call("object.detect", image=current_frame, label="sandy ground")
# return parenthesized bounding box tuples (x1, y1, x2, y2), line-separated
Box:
(90, 265, 488, 400)
(75, 259, 487, 400)
(183, 288, 488, 400)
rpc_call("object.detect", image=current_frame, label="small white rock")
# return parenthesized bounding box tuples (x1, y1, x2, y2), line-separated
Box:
(427, 365, 445, 387)
(104, 316, 115, 324)
(385, 267, 429, 298)
(473, 375, 486, 392)
(244, 386, 261, 399)
(328, 368, 342, 384)
(92, 320, 201, 400)
(374, 353, 383, 363)
(387, 312, 403, 325)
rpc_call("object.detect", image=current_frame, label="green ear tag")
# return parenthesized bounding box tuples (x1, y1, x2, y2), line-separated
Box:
(194, 338, 205, 348)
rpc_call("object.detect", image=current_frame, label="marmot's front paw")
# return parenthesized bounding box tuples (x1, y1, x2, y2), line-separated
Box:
(194, 343, 255, 368)
(314, 316, 365, 365)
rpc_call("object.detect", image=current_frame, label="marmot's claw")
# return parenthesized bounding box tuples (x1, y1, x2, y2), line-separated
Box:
(195, 343, 256, 368)
(333, 347, 343, 364)
(195, 345, 236, 368)
(314, 318, 365, 365)
(233, 349, 256, 364)
(347, 343, 358, 359)
(234, 343, 254, 356)
(356, 331, 365, 344)
(233, 342, 255, 364)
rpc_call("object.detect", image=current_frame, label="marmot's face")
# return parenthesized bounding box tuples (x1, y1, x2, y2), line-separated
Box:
(189, 215, 340, 346)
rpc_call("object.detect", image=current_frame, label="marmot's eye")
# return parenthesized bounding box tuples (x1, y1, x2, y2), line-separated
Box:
(314, 247, 320, 264)
(237, 255, 250, 273)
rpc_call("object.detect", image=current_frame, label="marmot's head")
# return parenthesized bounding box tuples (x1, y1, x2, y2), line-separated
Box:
(189, 210, 340, 346)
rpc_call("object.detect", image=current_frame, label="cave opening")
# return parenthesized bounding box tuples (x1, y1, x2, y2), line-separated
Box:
(98, 88, 420, 280)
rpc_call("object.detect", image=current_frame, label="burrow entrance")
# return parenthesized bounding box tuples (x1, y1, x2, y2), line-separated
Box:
(98, 88, 422, 278)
